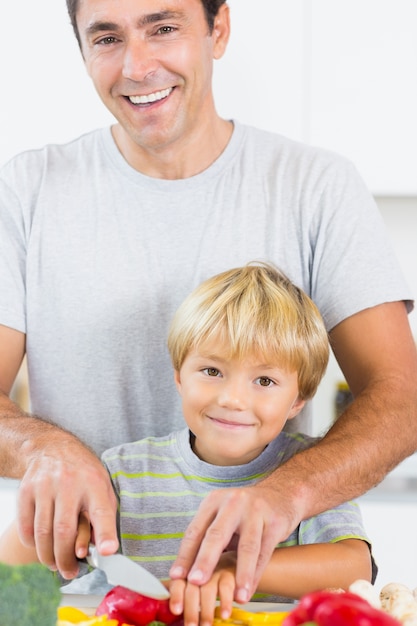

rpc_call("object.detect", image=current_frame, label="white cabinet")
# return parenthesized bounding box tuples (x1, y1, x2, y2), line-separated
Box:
(309, 0, 417, 195)
(213, 0, 307, 142)
(213, 0, 417, 195)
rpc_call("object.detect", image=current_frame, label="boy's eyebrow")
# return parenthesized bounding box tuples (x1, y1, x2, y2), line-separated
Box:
(85, 11, 183, 37)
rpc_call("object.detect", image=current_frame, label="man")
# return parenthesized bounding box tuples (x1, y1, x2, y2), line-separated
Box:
(0, 0, 416, 607)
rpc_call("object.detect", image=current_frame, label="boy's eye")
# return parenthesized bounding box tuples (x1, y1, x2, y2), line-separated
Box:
(257, 377, 274, 387)
(203, 367, 221, 377)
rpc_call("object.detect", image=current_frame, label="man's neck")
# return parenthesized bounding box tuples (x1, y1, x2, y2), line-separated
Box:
(111, 117, 234, 180)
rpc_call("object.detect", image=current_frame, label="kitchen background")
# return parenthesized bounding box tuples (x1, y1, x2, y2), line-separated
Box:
(1, 0, 416, 591)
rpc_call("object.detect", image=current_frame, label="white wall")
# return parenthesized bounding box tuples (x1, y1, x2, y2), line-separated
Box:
(313, 196, 417, 435)
(0, 2, 115, 168)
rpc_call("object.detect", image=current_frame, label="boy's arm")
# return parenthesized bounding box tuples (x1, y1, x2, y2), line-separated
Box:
(0, 521, 39, 565)
(257, 539, 372, 597)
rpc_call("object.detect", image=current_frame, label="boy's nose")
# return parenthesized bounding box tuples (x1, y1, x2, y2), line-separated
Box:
(217, 381, 247, 410)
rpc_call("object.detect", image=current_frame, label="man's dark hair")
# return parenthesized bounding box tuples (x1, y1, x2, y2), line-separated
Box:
(66, 0, 227, 49)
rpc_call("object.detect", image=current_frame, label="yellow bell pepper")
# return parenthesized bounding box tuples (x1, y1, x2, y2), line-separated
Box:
(57, 606, 122, 625)
(214, 606, 291, 626)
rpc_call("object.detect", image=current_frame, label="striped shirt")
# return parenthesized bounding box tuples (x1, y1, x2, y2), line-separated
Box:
(101, 427, 371, 601)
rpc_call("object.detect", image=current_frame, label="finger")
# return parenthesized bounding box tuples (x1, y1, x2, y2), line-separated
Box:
(216, 571, 236, 621)
(33, 496, 58, 570)
(186, 490, 245, 585)
(167, 578, 186, 617)
(53, 475, 118, 575)
(182, 582, 201, 626)
(52, 497, 82, 578)
(199, 578, 223, 626)
(16, 481, 36, 549)
(234, 508, 279, 602)
(18, 477, 59, 570)
(233, 513, 264, 603)
(88, 484, 119, 556)
(170, 497, 218, 580)
(75, 511, 91, 559)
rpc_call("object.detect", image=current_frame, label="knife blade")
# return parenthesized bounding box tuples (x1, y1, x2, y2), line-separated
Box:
(86, 545, 170, 600)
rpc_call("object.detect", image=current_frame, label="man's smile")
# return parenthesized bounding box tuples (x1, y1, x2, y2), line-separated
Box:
(128, 87, 173, 105)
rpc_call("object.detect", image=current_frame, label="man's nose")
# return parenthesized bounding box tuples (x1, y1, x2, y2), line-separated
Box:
(122, 38, 158, 81)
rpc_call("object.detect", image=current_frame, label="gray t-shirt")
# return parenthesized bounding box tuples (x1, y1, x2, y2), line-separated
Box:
(0, 121, 412, 454)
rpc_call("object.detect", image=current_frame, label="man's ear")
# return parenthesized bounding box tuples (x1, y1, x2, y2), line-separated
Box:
(174, 369, 182, 394)
(212, 4, 231, 60)
(288, 396, 306, 420)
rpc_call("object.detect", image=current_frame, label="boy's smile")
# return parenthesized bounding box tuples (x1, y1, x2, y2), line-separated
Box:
(174, 337, 305, 466)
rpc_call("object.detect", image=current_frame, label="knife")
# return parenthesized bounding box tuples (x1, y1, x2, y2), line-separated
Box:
(86, 544, 170, 600)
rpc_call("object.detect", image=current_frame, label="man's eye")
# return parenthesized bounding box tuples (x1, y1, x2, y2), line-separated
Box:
(157, 25, 176, 34)
(203, 368, 221, 377)
(257, 377, 274, 387)
(97, 36, 118, 45)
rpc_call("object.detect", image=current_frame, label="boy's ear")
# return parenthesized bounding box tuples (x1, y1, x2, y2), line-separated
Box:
(174, 369, 182, 394)
(288, 396, 306, 420)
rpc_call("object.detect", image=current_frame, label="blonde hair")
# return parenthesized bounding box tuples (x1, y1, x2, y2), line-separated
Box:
(167, 262, 329, 400)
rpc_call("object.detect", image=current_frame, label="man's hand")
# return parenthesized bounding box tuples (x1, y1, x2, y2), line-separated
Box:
(17, 436, 119, 578)
(0, 326, 119, 575)
(170, 483, 299, 604)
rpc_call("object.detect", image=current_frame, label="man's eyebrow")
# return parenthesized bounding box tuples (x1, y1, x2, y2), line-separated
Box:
(85, 11, 183, 36)
(85, 22, 118, 37)
(137, 11, 183, 27)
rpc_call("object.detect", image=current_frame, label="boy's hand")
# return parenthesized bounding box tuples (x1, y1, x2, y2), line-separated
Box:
(74, 511, 92, 560)
(169, 552, 237, 626)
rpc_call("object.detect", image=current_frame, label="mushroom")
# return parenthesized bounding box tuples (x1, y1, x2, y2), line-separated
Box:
(349, 579, 381, 608)
(380, 582, 417, 626)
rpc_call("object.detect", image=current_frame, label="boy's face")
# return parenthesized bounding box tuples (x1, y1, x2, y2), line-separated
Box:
(174, 336, 305, 466)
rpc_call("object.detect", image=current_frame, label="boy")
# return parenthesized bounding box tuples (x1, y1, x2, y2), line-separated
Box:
(0, 263, 374, 624)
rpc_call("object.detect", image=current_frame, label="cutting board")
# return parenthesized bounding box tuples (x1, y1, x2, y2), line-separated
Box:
(60, 594, 295, 617)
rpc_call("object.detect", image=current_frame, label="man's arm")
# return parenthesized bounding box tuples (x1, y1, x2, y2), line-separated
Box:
(170, 301, 417, 602)
(0, 324, 119, 578)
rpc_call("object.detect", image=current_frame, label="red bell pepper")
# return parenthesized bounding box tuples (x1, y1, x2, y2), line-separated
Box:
(282, 590, 369, 626)
(282, 590, 401, 626)
(96, 585, 182, 626)
(313, 594, 401, 626)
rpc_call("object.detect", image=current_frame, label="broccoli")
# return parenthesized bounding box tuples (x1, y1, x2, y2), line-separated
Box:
(0, 561, 61, 626)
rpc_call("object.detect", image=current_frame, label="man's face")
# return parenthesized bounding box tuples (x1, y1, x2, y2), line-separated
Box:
(76, 0, 229, 156)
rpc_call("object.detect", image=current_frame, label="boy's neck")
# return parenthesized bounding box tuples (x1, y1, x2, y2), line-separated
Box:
(189, 430, 268, 467)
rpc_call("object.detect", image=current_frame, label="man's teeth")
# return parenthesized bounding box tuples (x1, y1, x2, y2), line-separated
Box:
(129, 87, 172, 105)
